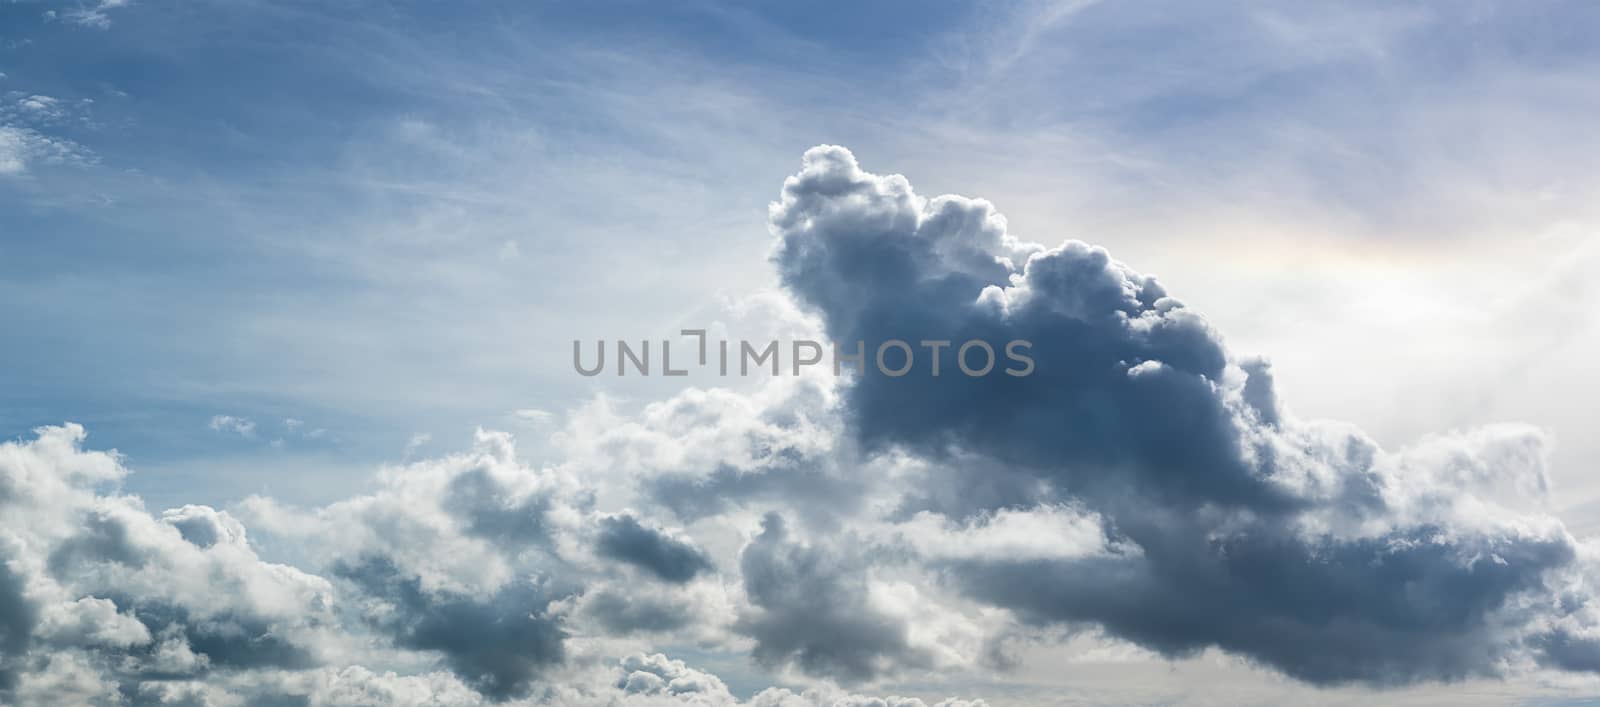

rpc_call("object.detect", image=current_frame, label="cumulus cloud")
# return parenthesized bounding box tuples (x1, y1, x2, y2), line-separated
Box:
(3, 146, 1600, 703)
(235, 429, 589, 699)
(767, 144, 1600, 685)
(0, 424, 335, 703)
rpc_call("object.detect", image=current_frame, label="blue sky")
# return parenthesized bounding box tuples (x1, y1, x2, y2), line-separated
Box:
(5, 2, 1600, 705)
(6, 0, 1598, 511)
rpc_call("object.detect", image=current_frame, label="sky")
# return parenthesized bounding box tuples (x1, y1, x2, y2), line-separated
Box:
(3, 1, 1600, 705)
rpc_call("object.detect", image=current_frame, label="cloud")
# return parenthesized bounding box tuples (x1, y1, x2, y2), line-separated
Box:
(766, 145, 1600, 685)
(552, 383, 870, 526)
(0, 424, 336, 703)
(616, 652, 732, 701)
(735, 513, 935, 683)
(0, 124, 94, 176)
(335, 555, 566, 701)
(43, 0, 129, 29)
(0, 549, 37, 693)
(404, 432, 431, 457)
(0, 418, 1002, 704)
(595, 514, 713, 584)
(512, 409, 552, 423)
(605, 652, 988, 707)
(497, 240, 521, 261)
(576, 586, 697, 636)
(0, 93, 99, 176)
(4, 146, 1600, 703)
(208, 414, 257, 438)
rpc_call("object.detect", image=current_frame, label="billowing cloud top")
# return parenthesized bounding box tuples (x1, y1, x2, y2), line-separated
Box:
(770, 145, 1596, 684)
(2, 147, 1598, 705)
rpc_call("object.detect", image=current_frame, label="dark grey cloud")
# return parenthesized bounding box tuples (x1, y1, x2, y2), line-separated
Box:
(0, 549, 39, 696)
(337, 556, 566, 701)
(48, 509, 148, 575)
(582, 588, 694, 635)
(596, 514, 713, 584)
(1534, 629, 1600, 673)
(735, 513, 930, 683)
(949, 523, 1573, 685)
(444, 466, 554, 546)
(118, 600, 318, 673)
(767, 145, 1599, 686)
(772, 154, 1288, 513)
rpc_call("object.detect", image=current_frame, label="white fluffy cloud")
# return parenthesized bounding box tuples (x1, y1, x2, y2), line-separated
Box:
(0, 424, 337, 699)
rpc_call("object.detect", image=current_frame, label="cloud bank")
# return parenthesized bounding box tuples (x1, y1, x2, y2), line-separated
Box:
(2, 146, 1598, 705)
(770, 145, 1600, 685)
